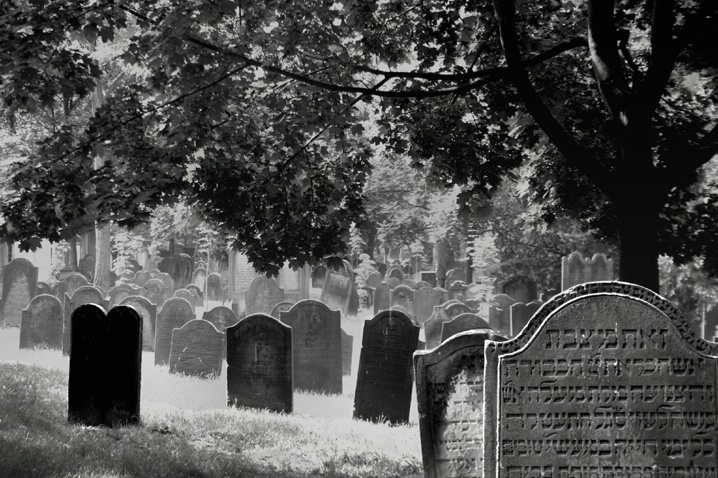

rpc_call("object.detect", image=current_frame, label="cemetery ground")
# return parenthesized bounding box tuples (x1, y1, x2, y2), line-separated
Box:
(0, 314, 423, 478)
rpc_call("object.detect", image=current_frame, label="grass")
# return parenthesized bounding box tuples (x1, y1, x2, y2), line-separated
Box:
(0, 314, 423, 478)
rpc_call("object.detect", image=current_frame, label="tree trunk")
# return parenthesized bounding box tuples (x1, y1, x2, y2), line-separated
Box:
(68, 236, 78, 271)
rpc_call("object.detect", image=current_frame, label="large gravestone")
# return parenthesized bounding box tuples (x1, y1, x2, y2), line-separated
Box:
(414, 329, 506, 478)
(169, 319, 223, 378)
(119, 295, 156, 352)
(374, 282, 391, 315)
(63, 286, 109, 356)
(441, 312, 491, 344)
(483, 281, 718, 478)
(226, 314, 293, 413)
(67, 304, 142, 427)
(391, 285, 416, 321)
(245, 276, 285, 316)
(488, 293, 516, 337)
(19, 294, 63, 350)
(319, 261, 354, 315)
(561, 251, 615, 290)
(509, 300, 542, 337)
(424, 306, 453, 350)
(0, 258, 38, 327)
(341, 329, 353, 376)
(353, 309, 419, 424)
(154, 297, 196, 366)
(279, 300, 342, 394)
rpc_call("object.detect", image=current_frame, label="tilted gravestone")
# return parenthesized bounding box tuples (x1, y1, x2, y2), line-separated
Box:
(415, 329, 507, 478)
(560, 251, 615, 290)
(509, 300, 542, 337)
(154, 297, 196, 366)
(63, 286, 109, 356)
(424, 305, 453, 350)
(319, 261, 354, 316)
(20, 294, 63, 350)
(0, 258, 38, 327)
(441, 312, 491, 344)
(341, 329, 353, 376)
(391, 285, 416, 321)
(206, 272, 224, 303)
(279, 299, 342, 394)
(373, 282, 391, 315)
(245, 275, 285, 316)
(169, 319, 223, 378)
(142, 278, 169, 309)
(488, 293, 516, 337)
(67, 304, 142, 427)
(483, 281, 718, 478)
(353, 309, 419, 424)
(108, 283, 142, 308)
(119, 295, 156, 352)
(226, 313, 293, 413)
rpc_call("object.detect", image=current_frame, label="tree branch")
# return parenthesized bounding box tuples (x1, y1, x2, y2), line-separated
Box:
(492, 0, 612, 193)
(663, 123, 718, 185)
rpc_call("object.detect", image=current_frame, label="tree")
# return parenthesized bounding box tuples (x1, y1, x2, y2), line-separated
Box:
(0, 1, 716, 291)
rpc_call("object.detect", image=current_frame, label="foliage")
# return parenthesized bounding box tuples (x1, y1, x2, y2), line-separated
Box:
(110, 223, 145, 282)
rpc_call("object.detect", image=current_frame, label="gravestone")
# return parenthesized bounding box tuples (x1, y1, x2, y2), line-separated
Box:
(206, 272, 224, 302)
(448, 281, 468, 301)
(133, 270, 151, 287)
(37, 281, 54, 295)
(19, 294, 63, 350)
(414, 281, 432, 291)
(156, 272, 174, 292)
(173, 288, 196, 307)
(142, 278, 169, 309)
(421, 271, 438, 288)
(154, 297, 196, 366)
(270, 301, 294, 319)
(414, 329, 507, 478)
(226, 314, 293, 413)
(341, 329, 353, 376)
(319, 261, 354, 315)
(561, 251, 615, 290)
(311, 264, 327, 289)
(441, 312, 491, 343)
(159, 253, 194, 291)
(435, 287, 449, 303)
(191, 268, 207, 291)
(415, 286, 442, 326)
(119, 295, 157, 352)
(365, 272, 383, 290)
(488, 293, 516, 337)
(169, 319, 223, 378)
(424, 306, 453, 350)
(387, 277, 401, 289)
(185, 284, 203, 305)
(445, 301, 472, 318)
(202, 305, 238, 332)
(401, 278, 417, 289)
(509, 300, 542, 337)
(445, 269, 464, 287)
(63, 285, 109, 356)
(0, 258, 38, 327)
(277, 263, 309, 303)
(388, 267, 404, 281)
(67, 304, 142, 427)
(108, 283, 142, 308)
(228, 251, 262, 301)
(245, 276, 285, 316)
(500, 276, 539, 303)
(353, 309, 419, 424)
(279, 299, 342, 394)
(78, 254, 96, 282)
(483, 281, 718, 478)
(374, 282, 391, 315)
(391, 285, 416, 320)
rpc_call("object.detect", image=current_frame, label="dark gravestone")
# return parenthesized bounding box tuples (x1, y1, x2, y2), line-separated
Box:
(227, 314, 293, 413)
(20, 294, 63, 350)
(142, 278, 169, 309)
(119, 295, 157, 352)
(108, 283, 142, 308)
(0, 258, 38, 327)
(169, 319, 223, 378)
(421, 271, 438, 288)
(68, 304, 142, 427)
(445, 269, 464, 288)
(424, 306, 453, 350)
(483, 281, 718, 478)
(560, 251, 615, 290)
(445, 301, 472, 318)
(159, 253, 194, 291)
(270, 301, 294, 319)
(63, 286, 109, 356)
(279, 299, 342, 394)
(206, 272, 223, 302)
(488, 293, 516, 337)
(341, 329, 353, 376)
(509, 300, 542, 337)
(415, 287, 442, 326)
(154, 297, 196, 366)
(441, 313, 491, 343)
(245, 276, 285, 316)
(391, 284, 416, 321)
(311, 265, 327, 289)
(374, 282, 391, 315)
(414, 329, 507, 478)
(319, 261, 354, 315)
(353, 309, 419, 424)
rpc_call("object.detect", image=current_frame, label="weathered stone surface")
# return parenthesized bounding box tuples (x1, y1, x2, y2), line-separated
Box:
(270, 301, 294, 319)
(509, 300, 542, 337)
(191, 268, 207, 292)
(424, 306, 453, 350)
(206, 272, 224, 302)
(142, 278, 169, 309)
(341, 329, 353, 376)
(365, 272, 383, 290)
(401, 278, 417, 289)
(560, 251, 615, 290)
(63, 286, 109, 356)
(156, 272, 174, 292)
(68, 304, 142, 427)
(279, 299, 342, 394)
(0, 258, 38, 327)
(415, 287, 442, 326)
(441, 313, 491, 343)
(202, 305, 238, 332)
(388, 267, 404, 281)
(353, 309, 419, 424)
(169, 319, 223, 378)
(483, 281, 718, 478)
(488, 293, 516, 337)
(133, 270, 151, 287)
(391, 285, 415, 320)
(227, 314, 293, 413)
(421, 271, 437, 288)
(108, 283, 142, 308)
(319, 262, 353, 315)
(154, 297, 196, 366)
(245, 276, 285, 316)
(445, 301, 472, 318)
(20, 294, 63, 350)
(415, 329, 506, 478)
(374, 282, 391, 315)
(119, 295, 157, 352)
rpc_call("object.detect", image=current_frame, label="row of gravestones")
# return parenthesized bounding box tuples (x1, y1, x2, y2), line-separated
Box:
(414, 281, 718, 477)
(66, 300, 419, 426)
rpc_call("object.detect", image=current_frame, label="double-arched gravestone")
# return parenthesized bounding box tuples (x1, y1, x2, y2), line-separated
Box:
(63, 286, 108, 356)
(68, 304, 142, 427)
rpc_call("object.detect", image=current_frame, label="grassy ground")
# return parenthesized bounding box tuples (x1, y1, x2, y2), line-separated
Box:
(0, 314, 423, 478)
